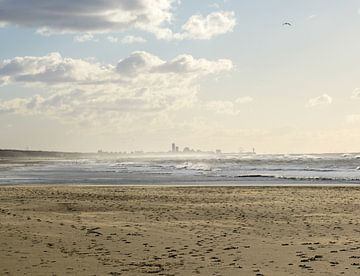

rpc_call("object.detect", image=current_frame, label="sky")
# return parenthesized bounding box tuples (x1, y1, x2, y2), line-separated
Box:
(1, 0, 360, 154)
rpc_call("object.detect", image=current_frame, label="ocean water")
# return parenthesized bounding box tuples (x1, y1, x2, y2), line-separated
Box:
(1, 153, 360, 185)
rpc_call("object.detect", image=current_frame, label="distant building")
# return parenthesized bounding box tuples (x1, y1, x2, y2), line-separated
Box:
(183, 147, 190, 153)
(172, 143, 176, 152)
(175, 146, 179, 152)
(216, 149, 222, 154)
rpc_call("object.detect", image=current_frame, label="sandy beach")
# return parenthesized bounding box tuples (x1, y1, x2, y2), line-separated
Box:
(0, 186, 360, 275)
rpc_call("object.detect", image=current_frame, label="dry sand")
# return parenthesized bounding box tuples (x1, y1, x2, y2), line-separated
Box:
(0, 186, 360, 275)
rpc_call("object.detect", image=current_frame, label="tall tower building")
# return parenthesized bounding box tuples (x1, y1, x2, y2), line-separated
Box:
(172, 143, 176, 152)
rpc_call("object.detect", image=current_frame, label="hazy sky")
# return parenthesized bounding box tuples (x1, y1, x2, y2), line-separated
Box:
(1, 0, 360, 153)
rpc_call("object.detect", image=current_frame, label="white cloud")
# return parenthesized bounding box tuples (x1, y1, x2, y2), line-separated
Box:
(0, 52, 112, 84)
(125, 11, 237, 41)
(307, 94, 332, 107)
(0, 1, 236, 40)
(351, 88, 360, 99)
(155, 54, 233, 74)
(107, 36, 119, 43)
(107, 35, 147, 44)
(0, 52, 232, 84)
(181, 11, 236, 40)
(73, 33, 97, 43)
(116, 51, 164, 76)
(0, 52, 233, 128)
(0, 76, 10, 86)
(121, 35, 147, 44)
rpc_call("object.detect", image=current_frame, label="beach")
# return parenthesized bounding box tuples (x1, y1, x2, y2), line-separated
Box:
(0, 185, 360, 275)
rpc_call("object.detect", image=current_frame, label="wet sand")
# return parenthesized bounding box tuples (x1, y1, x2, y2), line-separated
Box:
(0, 185, 360, 275)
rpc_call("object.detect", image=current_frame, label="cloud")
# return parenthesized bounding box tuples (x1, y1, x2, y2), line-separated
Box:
(0, 1, 236, 40)
(121, 35, 147, 44)
(107, 35, 147, 44)
(181, 11, 236, 40)
(0, 52, 112, 84)
(205, 97, 253, 115)
(116, 51, 164, 76)
(73, 33, 97, 43)
(155, 54, 233, 74)
(0, 52, 233, 128)
(307, 94, 332, 107)
(152, 11, 236, 41)
(0, 0, 173, 33)
(107, 36, 119, 43)
(0, 51, 232, 84)
(351, 88, 360, 99)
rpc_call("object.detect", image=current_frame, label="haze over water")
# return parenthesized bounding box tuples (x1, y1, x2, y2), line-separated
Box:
(1, 153, 360, 185)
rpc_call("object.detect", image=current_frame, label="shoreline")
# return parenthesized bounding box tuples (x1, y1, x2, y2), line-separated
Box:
(1, 182, 360, 187)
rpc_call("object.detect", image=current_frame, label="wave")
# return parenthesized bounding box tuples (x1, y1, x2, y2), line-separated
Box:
(175, 162, 212, 171)
(235, 174, 360, 182)
(235, 175, 276, 178)
(244, 167, 338, 172)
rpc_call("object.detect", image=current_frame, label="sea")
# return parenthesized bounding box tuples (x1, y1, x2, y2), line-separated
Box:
(1, 153, 360, 186)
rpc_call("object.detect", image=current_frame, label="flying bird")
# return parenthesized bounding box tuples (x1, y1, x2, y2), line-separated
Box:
(283, 22, 292, 26)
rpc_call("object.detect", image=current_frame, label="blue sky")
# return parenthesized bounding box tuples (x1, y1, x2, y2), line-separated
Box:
(1, 0, 360, 153)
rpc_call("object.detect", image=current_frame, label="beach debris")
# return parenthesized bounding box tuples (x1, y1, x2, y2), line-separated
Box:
(86, 227, 103, 236)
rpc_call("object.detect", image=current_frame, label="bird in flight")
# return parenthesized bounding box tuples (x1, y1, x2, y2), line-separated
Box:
(283, 22, 292, 26)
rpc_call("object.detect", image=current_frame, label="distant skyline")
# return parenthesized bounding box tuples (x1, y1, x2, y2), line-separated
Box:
(1, 1, 360, 153)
